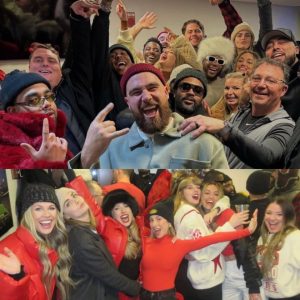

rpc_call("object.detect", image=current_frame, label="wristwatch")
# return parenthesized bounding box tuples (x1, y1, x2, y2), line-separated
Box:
(216, 120, 233, 141)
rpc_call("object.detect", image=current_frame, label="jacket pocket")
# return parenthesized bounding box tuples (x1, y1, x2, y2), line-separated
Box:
(169, 157, 211, 169)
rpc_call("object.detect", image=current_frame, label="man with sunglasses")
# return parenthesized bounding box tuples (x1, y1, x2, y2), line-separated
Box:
(171, 68, 208, 118)
(70, 63, 229, 169)
(198, 36, 235, 107)
(179, 58, 295, 169)
(0, 70, 73, 168)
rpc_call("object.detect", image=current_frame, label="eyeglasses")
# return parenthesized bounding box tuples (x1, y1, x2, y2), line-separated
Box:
(15, 92, 56, 107)
(250, 75, 285, 86)
(206, 56, 225, 65)
(178, 82, 204, 96)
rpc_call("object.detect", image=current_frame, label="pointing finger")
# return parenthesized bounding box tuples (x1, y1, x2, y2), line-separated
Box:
(95, 103, 114, 123)
(42, 118, 49, 141)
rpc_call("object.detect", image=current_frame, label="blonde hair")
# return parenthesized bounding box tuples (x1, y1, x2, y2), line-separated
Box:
(259, 199, 297, 277)
(124, 220, 141, 260)
(173, 176, 202, 214)
(201, 181, 224, 200)
(21, 208, 74, 300)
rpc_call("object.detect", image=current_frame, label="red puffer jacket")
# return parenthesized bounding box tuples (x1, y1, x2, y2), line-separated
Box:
(0, 226, 58, 300)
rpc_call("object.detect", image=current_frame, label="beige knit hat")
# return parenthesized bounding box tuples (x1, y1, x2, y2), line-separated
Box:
(231, 22, 255, 44)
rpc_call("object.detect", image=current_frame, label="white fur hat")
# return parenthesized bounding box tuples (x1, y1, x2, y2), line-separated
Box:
(197, 36, 235, 73)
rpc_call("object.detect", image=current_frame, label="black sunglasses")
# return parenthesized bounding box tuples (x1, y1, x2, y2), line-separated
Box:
(178, 82, 204, 96)
(206, 55, 225, 65)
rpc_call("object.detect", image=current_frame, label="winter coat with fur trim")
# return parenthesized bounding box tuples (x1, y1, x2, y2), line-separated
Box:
(0, 110, 73, 168)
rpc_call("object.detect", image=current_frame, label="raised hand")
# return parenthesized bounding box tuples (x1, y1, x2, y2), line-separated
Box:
(21, 118, 68, 163)
(248, 209, 258, 234)
(71, 0, 100, 18)
(116, 0, 127, 21)
(229, 211, 250, 228)
(0, 247, 21, 275)
(81, 103, 129, 168)
(138, 12, 158, 30)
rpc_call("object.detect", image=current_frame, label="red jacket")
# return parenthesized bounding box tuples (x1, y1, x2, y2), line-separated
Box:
(0, 110, 73, 168)
(0, 226, 58, 300)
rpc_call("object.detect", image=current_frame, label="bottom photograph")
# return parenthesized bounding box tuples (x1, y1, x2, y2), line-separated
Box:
(0, 169, 300, 300)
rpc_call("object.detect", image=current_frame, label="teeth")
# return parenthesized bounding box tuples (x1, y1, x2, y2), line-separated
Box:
(40, 220, 51, 225)
(118, 62, 126, 66)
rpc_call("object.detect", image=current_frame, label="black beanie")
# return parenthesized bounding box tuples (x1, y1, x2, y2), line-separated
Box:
(102, 189, 139, 217)
(0, 70, 51, 110)
(109, 44, 135, 63)
(148, 201, 174, 226)
(173, 68, 208, 98)
(18, 183, 60, 220)
(246, 171, 272, 195)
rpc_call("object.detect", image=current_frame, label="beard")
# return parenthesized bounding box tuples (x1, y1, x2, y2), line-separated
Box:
(133, 101, 172, 134)
(174, 97, 201, 117)
(284, 53, 297, 67)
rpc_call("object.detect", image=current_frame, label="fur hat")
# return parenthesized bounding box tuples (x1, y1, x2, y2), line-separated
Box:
(102, 189, 139, 217)
(261, 28, 297, 50)
(148, 201, 174, 226)
(231, 22, 255, 44)
(173, 68, 208, 98)
(246, 171, 272, 195)
(0, 70, 51, 110)
(109, 44, 135, 63)
(197, 36, 235, 73)
(120, 63, 166, 96)
(18, 183, 60, 220)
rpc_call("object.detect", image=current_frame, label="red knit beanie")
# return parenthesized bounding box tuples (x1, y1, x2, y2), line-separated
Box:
(120, 63, 166, 96)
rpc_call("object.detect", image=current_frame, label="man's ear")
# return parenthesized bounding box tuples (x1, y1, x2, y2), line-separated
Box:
(281, 84, 289, 97)
(295, 44, 299, 55)
(124, 97, 131, 109)
(6, 106, 16, 113)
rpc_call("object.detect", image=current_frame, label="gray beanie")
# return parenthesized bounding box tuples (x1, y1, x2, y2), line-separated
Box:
(0, 70, 51, 110)
(109, 44, 135, 63)
(18, 183, 60, 220)
(173, 68, 208, 98)
(246, 171, 272, 195)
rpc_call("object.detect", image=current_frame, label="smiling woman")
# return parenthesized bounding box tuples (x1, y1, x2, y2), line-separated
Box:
(257, 199, 300, 299)
(0, 182, 74, 300)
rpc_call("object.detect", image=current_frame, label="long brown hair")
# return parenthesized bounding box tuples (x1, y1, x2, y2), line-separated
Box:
(259, 199, 297, 277)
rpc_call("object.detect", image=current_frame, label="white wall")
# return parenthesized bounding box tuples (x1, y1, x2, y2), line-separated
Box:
(0, 0, 299, 73)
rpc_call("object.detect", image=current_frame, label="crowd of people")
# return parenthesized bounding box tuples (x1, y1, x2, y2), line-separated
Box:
(0, 0, 299, 168)
(0, 168, 300, 300)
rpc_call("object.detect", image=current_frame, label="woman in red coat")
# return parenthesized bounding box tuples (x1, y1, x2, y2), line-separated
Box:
(0, 183, 73, 300)
(139, 201, 258, 300)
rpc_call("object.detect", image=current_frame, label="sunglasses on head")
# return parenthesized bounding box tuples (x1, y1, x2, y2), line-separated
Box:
(206, 56, 225, 65)
(178, 82, 204, 96)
